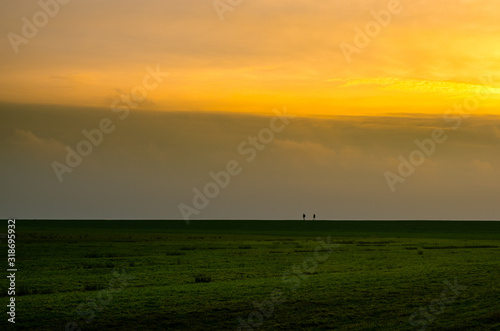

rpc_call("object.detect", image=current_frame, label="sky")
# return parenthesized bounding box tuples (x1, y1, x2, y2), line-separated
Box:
(1, 0, 500, 220)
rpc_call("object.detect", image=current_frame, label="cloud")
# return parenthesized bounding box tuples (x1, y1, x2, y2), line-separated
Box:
(338, 77, 500, 96)
(1, 0, 500, 115)
(6, 129, 65, 160)
(1, 104, 500, 219)
(273, 139, 337, 167)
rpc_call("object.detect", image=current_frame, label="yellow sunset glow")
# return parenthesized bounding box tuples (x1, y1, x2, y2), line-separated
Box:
(1, 0, 500, 117)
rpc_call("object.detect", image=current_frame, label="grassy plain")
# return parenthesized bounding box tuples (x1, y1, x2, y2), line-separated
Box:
(3, 220, 500, 330)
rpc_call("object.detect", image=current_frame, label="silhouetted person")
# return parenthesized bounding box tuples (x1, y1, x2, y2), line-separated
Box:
(303, 213, 306, 220)
(313, 214, 316, 220)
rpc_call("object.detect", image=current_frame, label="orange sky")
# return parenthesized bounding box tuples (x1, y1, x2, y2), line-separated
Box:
(2, 1, 500, 220)
(1, 0, 500, 117)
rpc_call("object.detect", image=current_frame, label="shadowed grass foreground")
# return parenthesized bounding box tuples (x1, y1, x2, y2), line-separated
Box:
(4, 220, 500, 330)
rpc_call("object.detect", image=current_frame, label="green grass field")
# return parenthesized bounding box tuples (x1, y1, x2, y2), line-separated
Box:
(3, 220, 500, 330)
